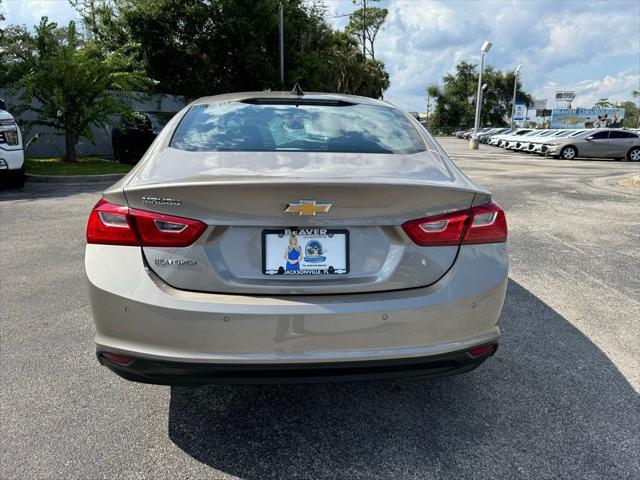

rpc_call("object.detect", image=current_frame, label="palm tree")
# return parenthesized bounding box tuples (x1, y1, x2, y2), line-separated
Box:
(634, 90, 640, 127)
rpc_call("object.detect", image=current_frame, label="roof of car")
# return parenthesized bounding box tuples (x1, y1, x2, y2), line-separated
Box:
(190, 91, 393, 108)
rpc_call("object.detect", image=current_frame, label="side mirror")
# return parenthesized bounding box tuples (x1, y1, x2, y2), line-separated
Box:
(0, 98, 6, 110)
(585, 136, 594, 140)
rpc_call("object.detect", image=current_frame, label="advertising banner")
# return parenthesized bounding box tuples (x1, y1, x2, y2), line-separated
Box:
(550, 108, 625, 129)
(513, 102, 526, 121)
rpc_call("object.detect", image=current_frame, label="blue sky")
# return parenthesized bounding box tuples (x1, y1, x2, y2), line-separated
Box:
(3, 0, 639, 112)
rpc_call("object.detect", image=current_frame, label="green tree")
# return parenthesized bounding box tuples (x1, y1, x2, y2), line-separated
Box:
(620, 100, 639, 129)
(633, 90, 640, 127)
(73, 0, 389, 98)
(17, 18, 151, 162)
(427, 61, 533, 129)
(594, 98, 614, 108)
(346, 0, 388, 59)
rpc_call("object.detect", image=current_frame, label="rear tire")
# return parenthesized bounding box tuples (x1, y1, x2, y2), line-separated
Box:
(627, 147, 640, 162)
(117, 150, 128, 164)
(560, 146, 577, 160)
(112, 141, 129, 164)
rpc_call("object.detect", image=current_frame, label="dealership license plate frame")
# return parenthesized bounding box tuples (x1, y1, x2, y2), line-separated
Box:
(262, 228, 350, 276)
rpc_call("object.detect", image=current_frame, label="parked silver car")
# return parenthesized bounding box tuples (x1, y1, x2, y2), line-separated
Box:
(85, 91, 508, 384)
(543, 129, 640, 161)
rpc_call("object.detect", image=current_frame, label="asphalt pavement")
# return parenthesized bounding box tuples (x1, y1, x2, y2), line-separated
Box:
(1, 139, 639, 479)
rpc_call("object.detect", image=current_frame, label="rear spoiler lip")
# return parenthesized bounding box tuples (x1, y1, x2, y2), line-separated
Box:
(122, 177, 488, 197)
(239, 98, 355, 107)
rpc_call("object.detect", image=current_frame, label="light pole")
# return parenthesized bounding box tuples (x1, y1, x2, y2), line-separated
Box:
(510, 64, 521, 127)
(470, 41, 492, 150)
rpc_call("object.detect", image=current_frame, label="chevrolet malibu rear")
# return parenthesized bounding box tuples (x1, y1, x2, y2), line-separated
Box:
(85, 92, 508, 384)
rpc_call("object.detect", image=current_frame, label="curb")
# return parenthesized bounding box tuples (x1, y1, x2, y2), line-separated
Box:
(26, 173, 125, 184)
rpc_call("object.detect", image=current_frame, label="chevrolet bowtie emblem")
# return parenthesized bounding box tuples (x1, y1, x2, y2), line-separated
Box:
(284, 200, 332, 216)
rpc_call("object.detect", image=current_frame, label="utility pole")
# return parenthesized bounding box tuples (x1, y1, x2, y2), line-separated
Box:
(362, 0, 367, 58)
(279, 3, 284, 85)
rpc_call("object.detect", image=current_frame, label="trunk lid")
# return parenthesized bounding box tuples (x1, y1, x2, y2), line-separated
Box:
(118, 147, 485, 295)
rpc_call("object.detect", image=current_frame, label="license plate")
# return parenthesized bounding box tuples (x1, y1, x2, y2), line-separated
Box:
(262, 228, 349, 276)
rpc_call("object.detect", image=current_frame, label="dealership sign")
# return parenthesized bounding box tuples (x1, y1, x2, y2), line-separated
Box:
(550, 108, 625, 129)
(532, 99, 547, 109)
(513, 102, 527, 121)
(555, 91, 576, 101)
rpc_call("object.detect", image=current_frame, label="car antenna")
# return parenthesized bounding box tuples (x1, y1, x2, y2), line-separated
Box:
(290, 83, 304, 96)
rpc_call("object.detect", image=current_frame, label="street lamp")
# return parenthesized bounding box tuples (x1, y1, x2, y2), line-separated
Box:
(470, 41, 492, 150)
(510, 64, 522, 127)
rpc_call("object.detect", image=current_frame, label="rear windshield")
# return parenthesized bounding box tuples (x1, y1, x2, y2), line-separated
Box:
(170, 101, 426, 154)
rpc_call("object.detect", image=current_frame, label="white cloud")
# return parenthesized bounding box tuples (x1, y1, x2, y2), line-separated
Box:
(2, 0, 80, 28)
(369, 0, 640, 111)
(572, 73, 640, 107)
(531, 72, 640, 109)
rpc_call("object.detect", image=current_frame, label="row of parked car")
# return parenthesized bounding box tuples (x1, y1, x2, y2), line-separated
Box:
(454, 127, 640, 161)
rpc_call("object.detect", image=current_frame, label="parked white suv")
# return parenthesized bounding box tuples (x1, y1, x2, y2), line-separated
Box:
(0, 100, 25, 188)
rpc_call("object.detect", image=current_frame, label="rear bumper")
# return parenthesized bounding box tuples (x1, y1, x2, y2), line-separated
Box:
(97, 343, 498, 385)
(86, 243, 508, 382)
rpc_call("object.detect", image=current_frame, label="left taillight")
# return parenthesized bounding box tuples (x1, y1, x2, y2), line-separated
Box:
(86, 199, 206, 247)
(86, 199, 139, 246)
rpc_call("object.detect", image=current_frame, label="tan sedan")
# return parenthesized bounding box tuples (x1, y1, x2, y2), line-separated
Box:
(543, 129, 640, 161)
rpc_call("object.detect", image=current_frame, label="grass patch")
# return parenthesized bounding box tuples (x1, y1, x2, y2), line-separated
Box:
(25, 156, 132, 176)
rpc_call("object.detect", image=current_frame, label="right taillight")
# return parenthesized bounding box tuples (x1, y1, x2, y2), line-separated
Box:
(402, 202, 507, 246)
(462, 202, 508, 245)
(86, 199, 206, 247)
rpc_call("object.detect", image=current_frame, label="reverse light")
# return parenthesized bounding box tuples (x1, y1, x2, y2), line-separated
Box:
(402, 202, 507, 246)
(86, 199, 206, 247)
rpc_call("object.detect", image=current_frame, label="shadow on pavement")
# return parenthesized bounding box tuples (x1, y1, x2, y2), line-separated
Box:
(0, 181, 106, 201)
(167, 279, 639, 479)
